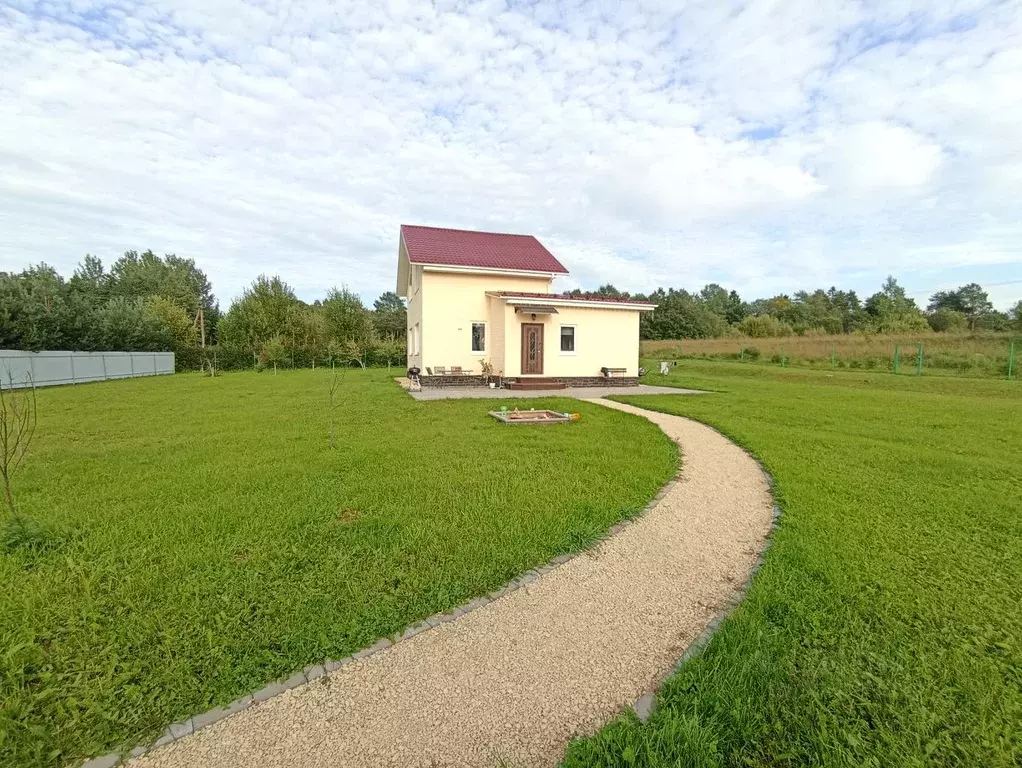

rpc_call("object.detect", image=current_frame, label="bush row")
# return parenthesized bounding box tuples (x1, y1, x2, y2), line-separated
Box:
(175, 345, 408, 372)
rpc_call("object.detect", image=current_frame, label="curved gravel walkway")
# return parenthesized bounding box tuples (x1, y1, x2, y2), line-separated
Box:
(128, 400, 774, 768)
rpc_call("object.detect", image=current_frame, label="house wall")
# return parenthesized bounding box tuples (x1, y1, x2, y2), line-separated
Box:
(487, 294, 506, 376)
(502, 304, 643, 377)
(420, 270, 550, 373)
(405, 256, 424, 370)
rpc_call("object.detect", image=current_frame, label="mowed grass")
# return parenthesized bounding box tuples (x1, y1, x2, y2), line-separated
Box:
(564, 361, 1022, 767)
(642, 331, 1020, 378)
(0, 369, 676, 766)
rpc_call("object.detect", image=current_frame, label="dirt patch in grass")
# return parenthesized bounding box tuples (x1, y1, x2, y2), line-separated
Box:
(333, 508, 361, 525)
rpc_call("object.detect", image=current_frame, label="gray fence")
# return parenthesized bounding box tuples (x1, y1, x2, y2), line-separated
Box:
(0, 350, 175, 389)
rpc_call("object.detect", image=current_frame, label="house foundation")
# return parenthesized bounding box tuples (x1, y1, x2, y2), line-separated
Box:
(419, 375, 640, 389)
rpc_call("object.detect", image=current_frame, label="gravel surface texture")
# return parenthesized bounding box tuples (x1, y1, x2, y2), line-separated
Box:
(407, 383, 707, 399)
(127, 400, 773, 768)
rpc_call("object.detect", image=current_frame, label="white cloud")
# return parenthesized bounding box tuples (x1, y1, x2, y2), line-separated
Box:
(0, 0, 1020, 309)
(812, 122, 944, 190)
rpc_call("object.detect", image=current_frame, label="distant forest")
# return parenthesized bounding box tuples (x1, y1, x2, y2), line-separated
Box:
(1, 252, 1019, 370)
(570, 278, 1021, 340)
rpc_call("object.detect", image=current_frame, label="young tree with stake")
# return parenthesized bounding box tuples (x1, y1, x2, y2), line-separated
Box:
(0, 374, 37, 518)
(328, 371, 344, 449)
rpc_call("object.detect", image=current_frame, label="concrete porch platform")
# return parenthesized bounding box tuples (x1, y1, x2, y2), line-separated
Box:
(407, 383, 707, 400)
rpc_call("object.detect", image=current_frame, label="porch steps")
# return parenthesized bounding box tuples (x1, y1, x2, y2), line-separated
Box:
(507, 379, 567, 391)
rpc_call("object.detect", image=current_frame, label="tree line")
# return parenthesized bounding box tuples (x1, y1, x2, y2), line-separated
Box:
(0, 252, 408, 370)
(569, 277, 1022, 340)
(215, 276, 407, 370)
(1, 252, 1019, 372)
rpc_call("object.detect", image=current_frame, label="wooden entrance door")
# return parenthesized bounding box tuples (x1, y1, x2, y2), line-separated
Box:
(521, 323, 544, 374)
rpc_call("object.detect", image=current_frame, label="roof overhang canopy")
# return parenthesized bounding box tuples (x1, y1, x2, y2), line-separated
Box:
(514, 304, 559, 315)
(489, 292, 656, 312)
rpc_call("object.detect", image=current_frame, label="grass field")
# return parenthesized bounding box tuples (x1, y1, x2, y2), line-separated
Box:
(642, 331, 1020, 378)
(564, 360, 1022, 767)
(0, 369, 677, 767)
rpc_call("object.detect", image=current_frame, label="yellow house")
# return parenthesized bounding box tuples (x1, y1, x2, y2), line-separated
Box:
(397, 225, 655, 389)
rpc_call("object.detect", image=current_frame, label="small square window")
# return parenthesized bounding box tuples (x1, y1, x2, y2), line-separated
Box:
(560, 326, 575, 353)
(471, 322, 486, 353)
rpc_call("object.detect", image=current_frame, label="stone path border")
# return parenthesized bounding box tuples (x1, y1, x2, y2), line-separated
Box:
(81, 399, 777, 768)
(588, 399, 783, 723)
(80, 478, 679, 768)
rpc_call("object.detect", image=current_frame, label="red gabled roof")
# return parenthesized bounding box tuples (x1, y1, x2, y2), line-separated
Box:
(499, 291, 656, 307)
(401, 225, 568, 274)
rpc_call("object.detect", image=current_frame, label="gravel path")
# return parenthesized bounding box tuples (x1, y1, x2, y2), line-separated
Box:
(128, 400, 773, 768)
(408, 383, 707, 400)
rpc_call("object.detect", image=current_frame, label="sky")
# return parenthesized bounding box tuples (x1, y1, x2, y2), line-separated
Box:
(1, 0, 1021, 311)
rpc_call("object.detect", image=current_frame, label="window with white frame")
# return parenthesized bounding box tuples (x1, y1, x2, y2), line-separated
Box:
(471, 322, 486, 353)
(560, 325, 576, 353)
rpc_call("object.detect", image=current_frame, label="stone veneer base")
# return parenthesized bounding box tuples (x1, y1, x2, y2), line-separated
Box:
(420, 375, 639, 388)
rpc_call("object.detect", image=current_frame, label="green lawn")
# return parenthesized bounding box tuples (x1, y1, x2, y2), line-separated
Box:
(0, 369, 676, 767)
(564, 360, 1022, 767)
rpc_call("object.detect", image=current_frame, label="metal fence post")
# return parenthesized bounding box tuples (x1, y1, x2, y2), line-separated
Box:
(831, 344, 835, 369)
(1009, 342, 1015, 381)
(69, 353, 76, 384)
(917, 343, 924, 376)
(101, 353, 107, 380)
(153, 353, 157, 376)
(130, 353, 135, 377)
(893, 344, 900, 374)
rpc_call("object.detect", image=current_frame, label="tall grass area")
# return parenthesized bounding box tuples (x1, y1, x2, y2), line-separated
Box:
(0, 369, 676, 767)
(564, 361, 1022, 767)
(642, 331, 1019, 378)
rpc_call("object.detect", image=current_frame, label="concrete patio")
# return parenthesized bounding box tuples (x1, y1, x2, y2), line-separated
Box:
(405, 383, 707, 400)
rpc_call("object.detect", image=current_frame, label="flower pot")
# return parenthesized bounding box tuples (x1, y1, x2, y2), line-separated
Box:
(488, 382, 496, 389)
